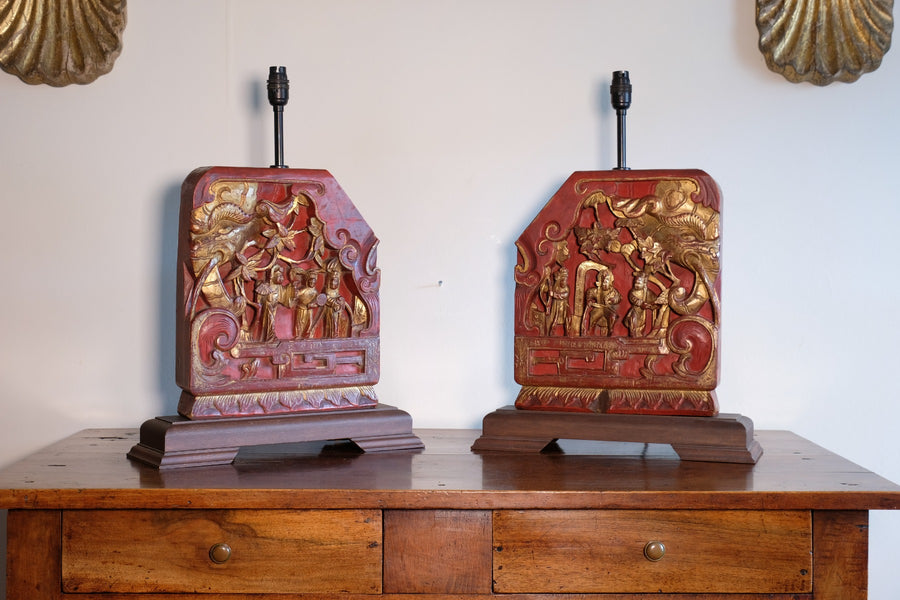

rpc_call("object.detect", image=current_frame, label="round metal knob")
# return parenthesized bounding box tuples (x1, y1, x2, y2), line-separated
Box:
(209, 542, 232, 564)
(643, 540, 666, 562)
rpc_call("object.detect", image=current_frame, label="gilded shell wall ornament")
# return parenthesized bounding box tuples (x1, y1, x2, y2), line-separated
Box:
(757, 0, 894, 85)
(0, 0, 127, 86)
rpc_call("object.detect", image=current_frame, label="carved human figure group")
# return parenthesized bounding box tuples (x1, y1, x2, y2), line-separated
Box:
(185, 178, 366, 346)
(526, 177, 720, 341)
(255, 259, 356, 342)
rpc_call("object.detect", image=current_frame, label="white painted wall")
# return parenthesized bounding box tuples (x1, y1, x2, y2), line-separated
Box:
(1, 1, 898, 596)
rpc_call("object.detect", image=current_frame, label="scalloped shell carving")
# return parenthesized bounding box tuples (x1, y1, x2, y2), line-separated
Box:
(757, 0, 893, 85)
(0, 0, 126, 86)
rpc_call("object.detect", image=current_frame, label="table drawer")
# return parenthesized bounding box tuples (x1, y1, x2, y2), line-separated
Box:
(493, 509, 812, 594)
(62, 509, 382, 594)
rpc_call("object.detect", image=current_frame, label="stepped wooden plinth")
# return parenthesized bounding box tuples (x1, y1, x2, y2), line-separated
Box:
(128, 404, 423, 469)
(471, 406, 762, 464)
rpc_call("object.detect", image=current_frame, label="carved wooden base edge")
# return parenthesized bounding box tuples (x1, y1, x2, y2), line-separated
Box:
(178, 386, 378, 419)
(514, 385, 718, 416)
(472, 405, 762, 464)
(127, 404, 424, 469)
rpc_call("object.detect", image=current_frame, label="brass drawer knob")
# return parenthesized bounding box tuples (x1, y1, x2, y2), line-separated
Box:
(209, 542, 232, 564)
(643, 540, 666, 562)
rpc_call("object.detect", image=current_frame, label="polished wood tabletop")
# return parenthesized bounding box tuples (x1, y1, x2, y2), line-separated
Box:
(0, 428, 898, 511)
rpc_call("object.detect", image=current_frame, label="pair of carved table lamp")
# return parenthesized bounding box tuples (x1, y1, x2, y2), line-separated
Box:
(127, 68, 761, 469)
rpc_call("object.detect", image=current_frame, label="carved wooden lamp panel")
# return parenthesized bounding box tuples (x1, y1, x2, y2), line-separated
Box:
(176, 166, 381, 419)
(473, 71, 759, 463)
(513, 170, 721, 417)
(127, 67, 422, 469)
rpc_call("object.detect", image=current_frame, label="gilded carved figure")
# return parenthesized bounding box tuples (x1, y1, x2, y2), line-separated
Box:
(290, 268, 320, 339)
(543, 267, 571, 336)
(323, 259, 351, 338)
(624, 271, 666, 338)
(255, 265, 287, 342)
(584, 270, 621, 337)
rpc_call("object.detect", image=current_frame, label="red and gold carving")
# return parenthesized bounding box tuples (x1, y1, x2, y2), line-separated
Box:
(176, 167, 380, 419)
(514, 170, 721, 416)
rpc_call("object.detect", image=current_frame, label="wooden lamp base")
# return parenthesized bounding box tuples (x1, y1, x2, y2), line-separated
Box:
(471, 406, 762, 464)
(128, 404, 424, 469)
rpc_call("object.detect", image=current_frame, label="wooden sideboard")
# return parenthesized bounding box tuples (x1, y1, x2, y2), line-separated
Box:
(2, 428, 899, 599)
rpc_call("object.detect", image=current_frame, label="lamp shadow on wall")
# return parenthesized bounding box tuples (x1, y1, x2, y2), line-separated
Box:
(154, 181, 184, 416)
(247, 75, 267, 169)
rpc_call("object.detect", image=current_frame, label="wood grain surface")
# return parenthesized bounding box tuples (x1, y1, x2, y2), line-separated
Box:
(493, 509, 811, 594)
(0, 429, 898, 511)
(61, 509, 382, 594)
(2, 429, 897, 599)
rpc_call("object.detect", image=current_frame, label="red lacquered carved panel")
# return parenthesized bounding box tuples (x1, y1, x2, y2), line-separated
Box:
(175, 167, 380, 418)
(514, 170, 721, 415)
